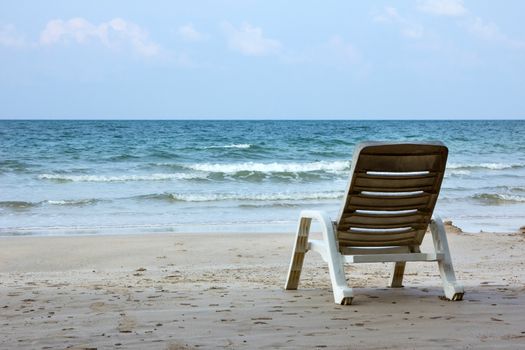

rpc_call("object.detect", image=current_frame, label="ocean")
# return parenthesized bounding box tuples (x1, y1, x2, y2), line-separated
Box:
(1, 120, 524, 236)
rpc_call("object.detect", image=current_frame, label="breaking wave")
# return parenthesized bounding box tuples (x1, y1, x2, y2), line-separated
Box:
(0, 201, 38, 209)
(137, 191, 344, 202)
(448, 163, 524, 170)
(38, 173, 206, 182)
(0, 160, 33, 173)
(445, 169, 471, 177)
(183, 161, 350, 173)
(0, 198, 104, 209)
(44, 199, 103, 206)
(37, 161, 351, 183)
(204, 144, 252, 149)
(472, 193, 525, 204)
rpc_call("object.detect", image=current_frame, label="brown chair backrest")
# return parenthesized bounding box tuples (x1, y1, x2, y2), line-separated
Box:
(336, 142, 448, 248)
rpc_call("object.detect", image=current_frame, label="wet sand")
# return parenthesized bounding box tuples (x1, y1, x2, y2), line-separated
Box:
(1, 230, 525, 349)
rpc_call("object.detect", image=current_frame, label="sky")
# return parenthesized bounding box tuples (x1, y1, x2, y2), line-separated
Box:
(0, 0, 524, 119)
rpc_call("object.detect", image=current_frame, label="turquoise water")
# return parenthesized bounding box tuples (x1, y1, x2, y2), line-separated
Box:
(1, 120, 524, 235)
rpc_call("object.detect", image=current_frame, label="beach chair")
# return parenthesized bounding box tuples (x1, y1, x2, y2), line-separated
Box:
(285, 142, 464, 305)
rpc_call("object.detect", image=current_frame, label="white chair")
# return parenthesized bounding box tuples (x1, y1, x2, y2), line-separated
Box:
(285, 142, 464, 305)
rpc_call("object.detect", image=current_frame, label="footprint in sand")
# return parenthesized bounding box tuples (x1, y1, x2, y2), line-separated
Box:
(89, 301, 108, 312)
(118, 315, 137, 333)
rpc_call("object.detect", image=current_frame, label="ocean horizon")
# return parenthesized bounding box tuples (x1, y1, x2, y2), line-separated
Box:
(1, 119, 524, 236)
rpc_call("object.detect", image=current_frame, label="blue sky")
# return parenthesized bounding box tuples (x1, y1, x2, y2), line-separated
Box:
(0, 0, 524, 119)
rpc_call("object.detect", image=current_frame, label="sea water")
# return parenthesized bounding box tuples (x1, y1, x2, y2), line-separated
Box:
(1, 120, 524, 235)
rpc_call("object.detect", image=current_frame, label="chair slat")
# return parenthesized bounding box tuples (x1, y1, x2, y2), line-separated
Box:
(340, 222, 428, 230)
(354, 175, 437, 191)
(338, 238, 418, 247)
(344, 204, 431, 211)
(348, 193, 432, 208)
(346, 211, 426, 219)
(357, 154, 443, 172)
(360, 143, 445, 155)
(340, 215, 427, 225)
(338, 232, 417, 242)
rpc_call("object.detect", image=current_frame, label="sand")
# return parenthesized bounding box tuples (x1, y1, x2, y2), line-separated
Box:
(1, 229, 525, 349)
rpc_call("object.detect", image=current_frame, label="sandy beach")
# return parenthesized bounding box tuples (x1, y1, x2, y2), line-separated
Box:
(2, 0, 524, 348)
(1, 228, 525, 349)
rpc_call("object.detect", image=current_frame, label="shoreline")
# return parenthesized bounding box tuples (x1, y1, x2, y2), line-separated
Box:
(2, 230, 525, 348)
(1, 217, 523, 238)
(0, 224, 521, 239)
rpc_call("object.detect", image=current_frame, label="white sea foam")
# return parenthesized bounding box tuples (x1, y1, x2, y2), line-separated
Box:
(168, 191, 344, 202)
(184, 161, 350, 173)
(448, 163, 523, 170)
(38, 173, 205, 182)
(498, 194, 525, 202)
(473, 193, 525, 203)
(445, 169, 471, 177)
(45, 199, 99, 205)
(204, 144, 251, 149)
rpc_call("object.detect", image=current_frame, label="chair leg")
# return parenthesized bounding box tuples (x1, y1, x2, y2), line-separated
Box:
(326, 249, 354, 305)
(285, 216, 312, 290)
(430, 216, 464, 301)
(285, 210, 353, 305)
(391, 262, 406, 288)
(320, 221, 353, 305)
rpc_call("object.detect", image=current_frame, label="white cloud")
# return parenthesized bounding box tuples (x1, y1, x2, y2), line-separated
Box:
(222, 22, 281, 56)
(177, 24, 204, 42)
(467, 18, 499, 40)
(466, 17, 525, 49)
(40, 17, 160, 56)
(374, 7, 424, 39)
(415, 2, 524, 50)
(418, 0, 467, 17)
(0, 24, 27, 48)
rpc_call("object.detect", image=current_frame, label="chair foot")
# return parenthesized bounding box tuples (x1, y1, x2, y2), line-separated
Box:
(340, 297, 353, 305)
(333, 287, 354, 305)
(443, 283, 464, 301)
(440, 292, 464, 301)
(391, 261, 406, 288)
(451, 292, 464, 301)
